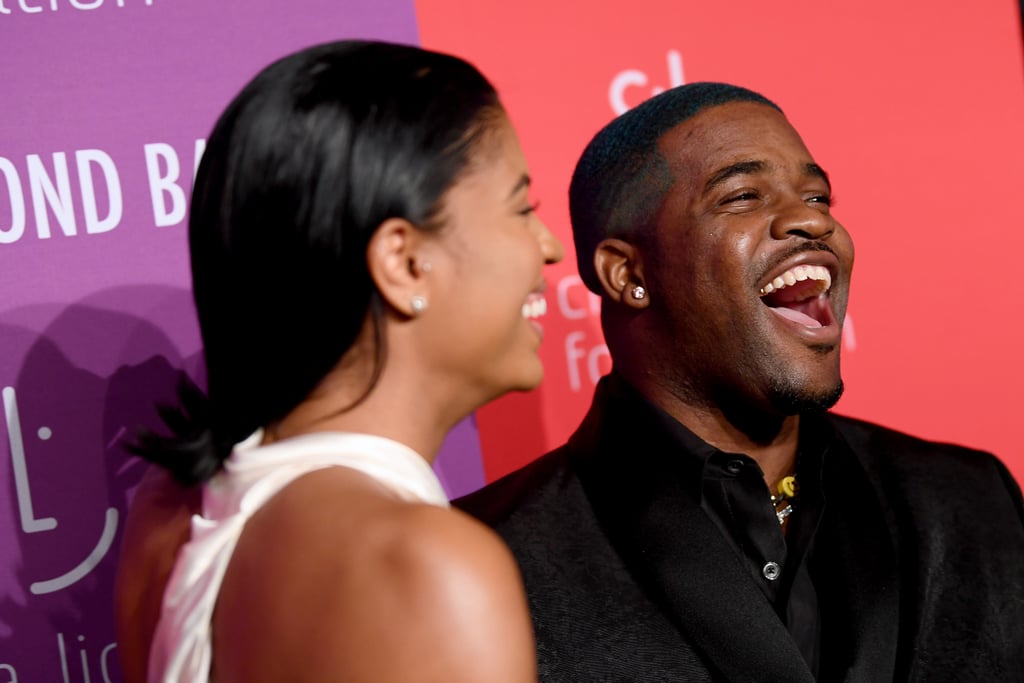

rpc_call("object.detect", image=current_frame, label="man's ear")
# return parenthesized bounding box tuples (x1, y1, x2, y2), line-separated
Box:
(366, 218, 432, 318)
(593, 238, 649, 309)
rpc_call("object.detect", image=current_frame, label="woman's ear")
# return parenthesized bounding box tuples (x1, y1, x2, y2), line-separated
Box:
(367, 218, 433, 317)
(593, 238, 649, 309)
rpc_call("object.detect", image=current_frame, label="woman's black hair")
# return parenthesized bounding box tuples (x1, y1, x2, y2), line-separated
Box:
(131, 40, 501, 486)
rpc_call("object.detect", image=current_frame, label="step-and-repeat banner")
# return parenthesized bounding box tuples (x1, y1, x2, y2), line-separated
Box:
(2, 1, 1022, 679)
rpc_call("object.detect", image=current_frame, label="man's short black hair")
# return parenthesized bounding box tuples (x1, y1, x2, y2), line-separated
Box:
(569, 82, 781, 292)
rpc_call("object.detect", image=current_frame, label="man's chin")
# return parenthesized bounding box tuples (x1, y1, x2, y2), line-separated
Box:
(770, 379, 845, 415)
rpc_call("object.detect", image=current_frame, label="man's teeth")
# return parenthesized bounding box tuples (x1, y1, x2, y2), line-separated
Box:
(522, 297, 547, 319)
(759, 265, 832, 296)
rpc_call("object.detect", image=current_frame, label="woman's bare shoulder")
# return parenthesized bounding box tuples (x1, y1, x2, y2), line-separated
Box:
(214, 466, 536, 682)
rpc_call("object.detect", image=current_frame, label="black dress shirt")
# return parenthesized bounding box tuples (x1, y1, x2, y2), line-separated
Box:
(637, 379, 828, 677)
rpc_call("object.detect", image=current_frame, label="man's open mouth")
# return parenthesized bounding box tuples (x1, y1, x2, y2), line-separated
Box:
(759, 265, 834, 329)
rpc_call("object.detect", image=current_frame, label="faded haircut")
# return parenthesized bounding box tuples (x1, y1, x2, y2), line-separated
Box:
(569, 82, 781, 292)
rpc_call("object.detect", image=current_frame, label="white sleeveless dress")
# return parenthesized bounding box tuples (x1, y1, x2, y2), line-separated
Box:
(146, 430, 450, 683)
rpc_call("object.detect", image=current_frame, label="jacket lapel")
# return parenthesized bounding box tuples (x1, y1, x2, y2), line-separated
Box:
(814, 432, 900, 683)
(634, 483, 818, 682)
(570, 378, 816, 683)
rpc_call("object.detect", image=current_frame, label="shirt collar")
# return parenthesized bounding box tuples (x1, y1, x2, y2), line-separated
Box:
(603, 371, 832, 494)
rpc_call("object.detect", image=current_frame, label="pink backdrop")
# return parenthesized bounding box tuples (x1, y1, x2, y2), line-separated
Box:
(417, 0, 1024, 482)
(1, 1, 1022, 679)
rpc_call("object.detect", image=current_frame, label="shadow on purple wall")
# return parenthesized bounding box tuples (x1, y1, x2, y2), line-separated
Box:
(0, 281, 486, 680)
(0, 286, 201, 681)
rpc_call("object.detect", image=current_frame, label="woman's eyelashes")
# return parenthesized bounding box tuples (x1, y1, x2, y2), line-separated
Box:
(518, 200, 541, 216)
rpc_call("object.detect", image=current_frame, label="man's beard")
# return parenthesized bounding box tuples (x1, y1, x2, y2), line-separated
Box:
(769, 378, 845, 415)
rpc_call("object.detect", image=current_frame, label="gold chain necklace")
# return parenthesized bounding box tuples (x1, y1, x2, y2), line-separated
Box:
(770, 475, 797, 525)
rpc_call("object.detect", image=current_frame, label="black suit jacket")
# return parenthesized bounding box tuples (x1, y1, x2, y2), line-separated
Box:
(457, 377, 1024, 682)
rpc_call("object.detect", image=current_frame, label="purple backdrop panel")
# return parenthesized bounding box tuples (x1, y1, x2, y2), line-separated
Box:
(1, 0, 422, 304)
(0, 3, 483, 680)
(434, 416, 486, 498)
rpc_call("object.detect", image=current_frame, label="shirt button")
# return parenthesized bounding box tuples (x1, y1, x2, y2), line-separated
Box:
(724, 459, 744, 475)
(763, 561, 781, 581)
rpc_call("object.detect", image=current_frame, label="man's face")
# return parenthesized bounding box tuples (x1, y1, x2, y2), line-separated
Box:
(642, 101, 854, 416)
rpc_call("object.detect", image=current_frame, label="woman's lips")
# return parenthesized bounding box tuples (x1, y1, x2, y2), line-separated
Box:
(523, 292, 548, 341)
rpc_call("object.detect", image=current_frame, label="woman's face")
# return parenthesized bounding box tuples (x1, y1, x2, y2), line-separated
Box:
(420, 115, 564, 402)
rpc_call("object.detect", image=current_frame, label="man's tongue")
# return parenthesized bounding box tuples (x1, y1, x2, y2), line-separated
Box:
(761, 278, 830, 329)
(769, 305, 822, 328)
